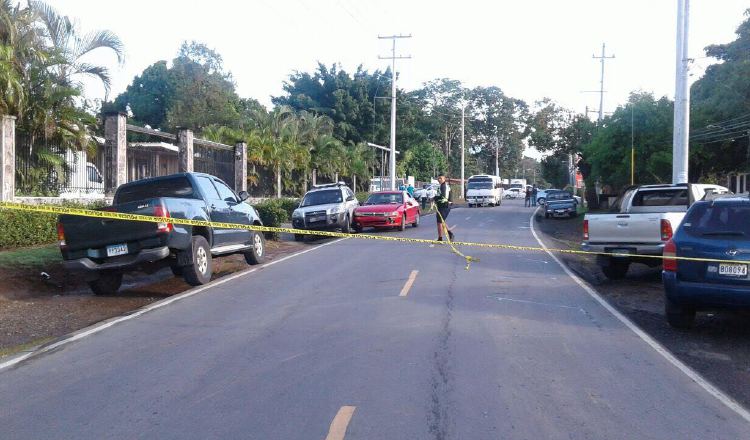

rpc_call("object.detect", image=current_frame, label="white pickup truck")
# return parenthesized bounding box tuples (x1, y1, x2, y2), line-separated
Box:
(582, 183, 729, 279)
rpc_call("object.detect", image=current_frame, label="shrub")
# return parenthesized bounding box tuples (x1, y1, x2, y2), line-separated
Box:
(276, 198, 300, 219)
(355, 192, 370, 203)
(254, 200, 289, 240)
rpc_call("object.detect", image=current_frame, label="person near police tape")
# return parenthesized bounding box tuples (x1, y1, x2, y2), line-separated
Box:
(435, 175, 455, 242)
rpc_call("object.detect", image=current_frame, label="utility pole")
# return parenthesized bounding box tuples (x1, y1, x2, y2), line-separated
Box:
(494, 136, 500, 177)
(631, 106, 635, 185)
(673, 0, 690, 184)
(378, 34, 411, 190)
(460, 102, 465, 199)
(592, 43, 615, 121)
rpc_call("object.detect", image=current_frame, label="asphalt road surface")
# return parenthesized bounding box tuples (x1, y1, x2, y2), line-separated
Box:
(2, 200, 750, 439)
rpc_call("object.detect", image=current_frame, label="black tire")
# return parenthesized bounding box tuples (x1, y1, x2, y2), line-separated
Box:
(294, 233, 305, 242)
(244, 232, 265, 265)
(537, 198, 546, 205)
(88, 271, 123, 296)
(601, 260, 630, 280)
(341, 215, 351, 234)
(412, 212, 420, 227)
(544, 212, 550, 219)
(183, 235, 212, 286)
(665, 297, 696, 329)
(353, 223, 363, 233)
(170, 265, 183, 277)
(398, 214, 406, 231)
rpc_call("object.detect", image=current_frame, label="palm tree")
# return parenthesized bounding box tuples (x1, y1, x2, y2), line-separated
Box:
(347, 143, 376, 192)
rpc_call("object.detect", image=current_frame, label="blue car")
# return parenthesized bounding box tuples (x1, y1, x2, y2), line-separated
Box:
(662, 195, 750, 328)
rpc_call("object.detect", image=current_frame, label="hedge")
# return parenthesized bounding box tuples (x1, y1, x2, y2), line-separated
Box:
(254, 198, 299, 240)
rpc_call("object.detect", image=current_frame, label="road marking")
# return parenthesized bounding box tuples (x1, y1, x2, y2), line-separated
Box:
(528, 208, 750, 424)
(465, 216, 471, 220)
(0, 238, 348, 372)
(489, 295, 582, 310)
(325, 406, 356, 440)
(399, 270, 419, 297)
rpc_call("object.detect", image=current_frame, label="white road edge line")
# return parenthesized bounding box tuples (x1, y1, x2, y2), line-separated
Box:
(325, 405, 356, 440)
(399, 270, 419, 297)
(528, 209, 750, 424)
(0, 238, 348, 372)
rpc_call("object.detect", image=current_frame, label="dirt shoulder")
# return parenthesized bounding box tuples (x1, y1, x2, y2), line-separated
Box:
(534, 211, 750, 408)
(0, 237, 310, 357)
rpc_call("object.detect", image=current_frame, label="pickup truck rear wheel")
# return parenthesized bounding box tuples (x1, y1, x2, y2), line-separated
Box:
(183, 235, 212, 286)
(294, 233, 305, 242)
(244, 232, 266, 265)
(601, 260, 630, 280)
(88, 271, 123, 296)
(665, 298, 696, 329)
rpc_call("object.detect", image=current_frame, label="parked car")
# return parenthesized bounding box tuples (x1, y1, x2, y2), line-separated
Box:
(662, 195, 750, 328)
(504, 188, 523, 199)
(414, 183, 438, 200)
(57, 173, 266, 295)
(536, 188, 557, 205)
(291, 182, 359, 240)
(352, 191, 421, 232)
(583, 183, 730, 280)
(544, 190, 578, 218)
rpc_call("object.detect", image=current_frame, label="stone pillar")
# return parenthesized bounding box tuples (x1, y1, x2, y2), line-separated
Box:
(0, 115, 16, 201)
(177, 128, 193, 173)
(234, 142, 247, 193)
(104, 112, 127, 196)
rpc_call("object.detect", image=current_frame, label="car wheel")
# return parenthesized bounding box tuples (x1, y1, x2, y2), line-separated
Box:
(183, 235, 212, 286)
(294, 233, 305, 242)
(413, 212, 420, 227)
(665, 297, 696, 329)
(244, 232, 265, 265)
(538, 198, 545, 205)
(399, 214, 406, 231)
(88, 271, 123, 296)
(341, 215, 351, 234)
(353, 223, 363, 233)
(170, 265, 183, 276)
(601, 260, 630, 280)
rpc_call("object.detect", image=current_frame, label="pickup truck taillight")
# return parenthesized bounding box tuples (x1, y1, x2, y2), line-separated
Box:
(663, 239, 677, 272)
(583, 219, 589, 241)
(153, 204, 173, 233)
(56, 222, 66, 248)
(660, 219, 673, 241)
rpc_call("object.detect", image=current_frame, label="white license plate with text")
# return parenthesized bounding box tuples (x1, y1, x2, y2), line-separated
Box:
(106, 244, 128, 257)
(719, 263, 748, 277)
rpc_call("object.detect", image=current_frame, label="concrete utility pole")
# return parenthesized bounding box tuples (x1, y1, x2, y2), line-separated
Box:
(673, 0, 691, 184)
(460, 102, 465, 199)
(494, 136, 500, 177)
(378, 34, 411, 190)
(592, 43, 615, 122)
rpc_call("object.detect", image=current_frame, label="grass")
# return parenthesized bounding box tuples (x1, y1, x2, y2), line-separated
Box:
(0, 244, 61, 269)
(0, 337, 54, 358)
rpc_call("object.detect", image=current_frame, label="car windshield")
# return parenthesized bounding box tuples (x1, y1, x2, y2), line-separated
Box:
(366, 193, 403, 205)
(301, 189, 342, 207)
(547, 191, 572, 201)
(682, 203, 750, 237)
(468, 181, 492, 189)
(115, 177, 194, 204)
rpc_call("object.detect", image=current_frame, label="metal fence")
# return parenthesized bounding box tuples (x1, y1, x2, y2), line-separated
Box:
(194, 140, 235, 187)
(15, 133, 106, 197)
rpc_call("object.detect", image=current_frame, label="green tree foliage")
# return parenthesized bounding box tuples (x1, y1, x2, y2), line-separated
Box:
(400, 142, 448, 181)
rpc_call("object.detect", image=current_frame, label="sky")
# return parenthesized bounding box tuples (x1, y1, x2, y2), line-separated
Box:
(54, 0, 749, 157)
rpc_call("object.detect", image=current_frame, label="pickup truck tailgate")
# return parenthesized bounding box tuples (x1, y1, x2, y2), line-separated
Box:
(587, 213, 677, 244)
(59, 200, 166, 252)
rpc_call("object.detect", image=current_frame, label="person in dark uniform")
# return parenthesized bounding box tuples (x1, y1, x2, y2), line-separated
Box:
(435, 175, 454, 242)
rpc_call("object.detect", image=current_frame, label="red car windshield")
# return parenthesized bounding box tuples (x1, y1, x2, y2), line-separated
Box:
(365, 193, 403, 205)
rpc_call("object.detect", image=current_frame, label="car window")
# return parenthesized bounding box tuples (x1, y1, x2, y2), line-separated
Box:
(195, 176, 221, 200)
(632, 189, 688, 207)
(116, 176, 194, 204)
(682, 203, 750, 237)
(214, 179, 238, 203)
(301, 189, 343, 207)
(365, 193, 404, 205)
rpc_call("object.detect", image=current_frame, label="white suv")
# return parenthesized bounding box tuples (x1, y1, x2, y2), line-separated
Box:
(291, 183, 359, 240)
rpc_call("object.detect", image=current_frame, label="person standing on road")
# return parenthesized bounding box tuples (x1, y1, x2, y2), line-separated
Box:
(407, 182, 415, 197)
(531, 185, 538, 207)
(435, 175, 454, 242)
(524, 186, 532, 207)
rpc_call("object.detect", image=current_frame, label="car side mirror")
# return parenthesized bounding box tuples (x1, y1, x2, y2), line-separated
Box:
(238, 191, 250, 202)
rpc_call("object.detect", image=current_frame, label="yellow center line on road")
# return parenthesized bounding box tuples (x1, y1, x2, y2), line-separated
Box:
(325, 406, 356, 440)
(399, 270, 419, 297)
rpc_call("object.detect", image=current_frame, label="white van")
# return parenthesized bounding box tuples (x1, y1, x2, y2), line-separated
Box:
(466, 175, 504, 207)
(57, 150, 105, 199)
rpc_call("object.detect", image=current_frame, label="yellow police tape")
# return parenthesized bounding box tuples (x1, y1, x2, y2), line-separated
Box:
(1, 201, 749, 268)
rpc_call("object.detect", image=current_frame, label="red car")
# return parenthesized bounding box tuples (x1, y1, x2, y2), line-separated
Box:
(353, 191, 421, 232)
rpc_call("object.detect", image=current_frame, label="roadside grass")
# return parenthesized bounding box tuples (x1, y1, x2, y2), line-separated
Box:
(0, 337, 54, 358)
(0, 244, 61, 269)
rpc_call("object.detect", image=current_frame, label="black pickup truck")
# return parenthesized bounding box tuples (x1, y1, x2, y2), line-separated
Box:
(57, 173, 266, 295)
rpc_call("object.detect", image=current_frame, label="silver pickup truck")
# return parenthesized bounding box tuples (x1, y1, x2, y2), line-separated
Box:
(582, 183, 729, 279)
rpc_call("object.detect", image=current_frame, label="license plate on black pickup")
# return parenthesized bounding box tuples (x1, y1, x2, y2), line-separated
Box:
(106, 243, 128, 257)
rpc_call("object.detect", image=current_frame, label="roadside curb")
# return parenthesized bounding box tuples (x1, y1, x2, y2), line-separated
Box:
(528, 207, 750, 425)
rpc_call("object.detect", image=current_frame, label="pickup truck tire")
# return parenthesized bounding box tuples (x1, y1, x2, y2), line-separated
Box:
(88, 272, 123, 296)
(665, 298, 696, 329)
(294, 233, 305, 242)
(244, 232, 265, 265)
(183, 235, 212, 286)
(601, 260, 630, 280)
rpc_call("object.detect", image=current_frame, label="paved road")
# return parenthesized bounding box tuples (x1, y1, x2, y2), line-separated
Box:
(1, 200, 749, 439)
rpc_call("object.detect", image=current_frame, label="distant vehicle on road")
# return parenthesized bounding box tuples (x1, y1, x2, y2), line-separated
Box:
(414, 183, 437, 200)
(291, 182, 359, 240)
(466, 174, 504, 207)
(662, 195, 750, 328)
(505, 188, 524, 199)
(544, 190, 578, 218)
(352, 191, 420, 232)
(57, 173, 265, 295)
(583, 183, 730, 280)
(509, 179, 527, 192)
